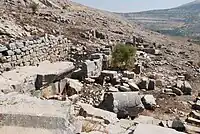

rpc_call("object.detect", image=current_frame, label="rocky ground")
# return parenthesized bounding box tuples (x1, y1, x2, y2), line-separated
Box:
(0, 0, 200, 134)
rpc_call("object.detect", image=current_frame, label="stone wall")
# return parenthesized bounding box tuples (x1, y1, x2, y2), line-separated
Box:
(0, 34, 71, 72)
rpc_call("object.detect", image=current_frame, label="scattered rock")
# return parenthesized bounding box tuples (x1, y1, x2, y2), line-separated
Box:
(66, 78, 83, 96)
(128, 81, 140, 91)
(171, 119, 185, 132)
(138, 77, 149, 90)
(172, 87, 183, 96)
(183, 81, 192, 95)
(134, 63, 142, 74)
(141, 95, 157, 110)
(148, 79, 155, 90)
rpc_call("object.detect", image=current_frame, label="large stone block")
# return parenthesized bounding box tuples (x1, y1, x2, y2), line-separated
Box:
(0, 93, 76, 134)
(35, 61, 75, 90)
(1, 61, 75, 93)
(82, 58, 102, 78)
(99, 92, 144, 118)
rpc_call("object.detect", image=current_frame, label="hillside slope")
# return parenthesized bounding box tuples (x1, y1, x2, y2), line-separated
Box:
(0, 0, 140, 45)
(119, 0, 200, 40)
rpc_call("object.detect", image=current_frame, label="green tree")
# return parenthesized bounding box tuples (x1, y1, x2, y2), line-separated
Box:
(111, 43, 136, 69)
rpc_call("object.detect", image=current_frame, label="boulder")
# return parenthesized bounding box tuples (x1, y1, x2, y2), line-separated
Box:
(128, 81, 140, 91)
(183, 81, 192, 95)
(172, 87, 183, 96)
(141, 95, 157, 110)
(99, 92, 144, 118)
(176, 80, 184, 90)
(172, 119, 185, 132)
(66, 78, 83, 96)
(148, 79, 155, 90)
(134, 63, 142, 74)
(138, 77, 149, 90)
(0, 93, 76, 134)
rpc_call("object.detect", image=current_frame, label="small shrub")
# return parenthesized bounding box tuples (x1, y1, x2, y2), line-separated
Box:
(111, 43, 136, 70)
(30, 2, 39, 14)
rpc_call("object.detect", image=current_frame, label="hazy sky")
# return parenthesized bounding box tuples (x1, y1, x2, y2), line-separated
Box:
(72, 0, 194, 12)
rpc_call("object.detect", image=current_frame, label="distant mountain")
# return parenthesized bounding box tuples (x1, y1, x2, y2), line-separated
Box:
(118, 0, 200, 40)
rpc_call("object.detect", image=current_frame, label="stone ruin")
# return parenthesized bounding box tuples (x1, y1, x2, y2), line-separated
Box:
(0, 35, 198, 134)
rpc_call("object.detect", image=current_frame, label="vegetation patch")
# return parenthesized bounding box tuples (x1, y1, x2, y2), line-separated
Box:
(111, 43, 136, 70)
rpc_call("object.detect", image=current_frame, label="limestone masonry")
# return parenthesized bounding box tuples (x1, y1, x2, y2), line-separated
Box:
(0, 34, 70, 72)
